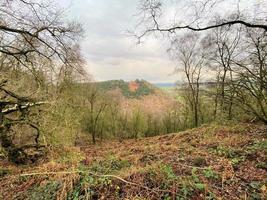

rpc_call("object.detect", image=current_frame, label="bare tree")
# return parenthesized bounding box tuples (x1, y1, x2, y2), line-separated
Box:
(0, 0, 83, 71)
(230, 29, 267, 123)
(208, 25, 241, 119)
(137, 0, 267, 40)
(0, 0, 85, 163)
(131, 109, 145, 140)
(137, 0, 267, 125)
(82, 84, 108, 144)
(170, 33, 205, 127)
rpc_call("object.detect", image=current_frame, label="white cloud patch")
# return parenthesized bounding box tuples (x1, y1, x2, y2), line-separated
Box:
(58, 0, 263, 83)
(59, 0, 178, 83)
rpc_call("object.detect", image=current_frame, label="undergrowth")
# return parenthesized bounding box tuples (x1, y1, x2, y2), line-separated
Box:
(0, 123, 266, 199)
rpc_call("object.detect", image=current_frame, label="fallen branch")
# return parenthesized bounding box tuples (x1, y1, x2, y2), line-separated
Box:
(19, 170, 160, 191)
(18, 170, 184, 196)
(2, 101, 48, 114)
(19, 171, 82, 176)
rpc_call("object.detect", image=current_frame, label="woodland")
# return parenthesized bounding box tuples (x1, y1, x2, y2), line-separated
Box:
(0, 0, 266, 199)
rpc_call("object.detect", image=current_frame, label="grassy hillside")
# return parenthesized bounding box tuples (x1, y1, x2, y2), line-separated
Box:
(96, 79, 158, 98)
(1, 123, 266, 199)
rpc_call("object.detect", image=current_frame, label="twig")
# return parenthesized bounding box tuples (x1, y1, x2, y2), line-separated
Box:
(18, 170, 185, 196)
(19, 170, 82, 176)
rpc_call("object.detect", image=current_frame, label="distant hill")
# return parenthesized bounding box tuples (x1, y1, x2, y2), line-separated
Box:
(154, 81, 219, 89)
(96, 79, 158, 98)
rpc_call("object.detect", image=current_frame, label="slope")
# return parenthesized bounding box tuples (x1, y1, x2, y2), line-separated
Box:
(0, 123, 266, 199)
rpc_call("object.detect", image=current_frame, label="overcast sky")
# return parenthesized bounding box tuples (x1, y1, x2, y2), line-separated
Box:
(58, 0, 178, 83)
(57, 0, 266, 83)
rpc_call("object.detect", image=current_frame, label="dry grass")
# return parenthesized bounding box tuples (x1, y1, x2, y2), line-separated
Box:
(0, 123, 266, 199)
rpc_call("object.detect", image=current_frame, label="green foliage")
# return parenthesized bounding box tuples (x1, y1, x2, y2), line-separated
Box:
(0, 168, 10, 178)
(142, 163, 178, 192)
(177, 183, 194, 200)
(70, 156, 130, 199)
(56, 148, 85, 164)
(191, 167, 200, 183)
(163, 195, 171, 200)
(67, 174, 115, 200)
(211, 146, 245, 167)
(246, 140, 267, 152)
(211, 146, 240, 158)
(248, 181, 265, 200)
(176, 167, 218, 199)
(28, 181, 60, 200)
(195, 183, 205, 191)
(0, 147, 7, 159)
(160, 164, 177, 181)
(68, 159, 126, 200)
(191, 168, 206, 191)
(41, 83, 86, 146)
(256, 162, 267, 170)
(131, 109, 147, 139)
(96, 79, 156, 98)
(203, 167, 219, 180)
(230, 157, 246, 167)
(89, 155, 131, 174)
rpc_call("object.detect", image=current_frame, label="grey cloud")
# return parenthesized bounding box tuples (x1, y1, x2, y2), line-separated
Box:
(60, 0, 177, 83)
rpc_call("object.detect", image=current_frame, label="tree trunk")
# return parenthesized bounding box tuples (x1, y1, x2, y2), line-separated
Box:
(92, 132, 96, 144)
